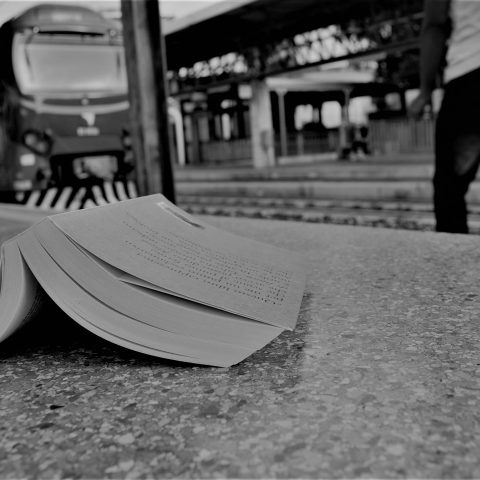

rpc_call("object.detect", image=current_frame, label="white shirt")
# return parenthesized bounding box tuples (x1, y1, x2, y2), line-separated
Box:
(444, 0, 480, 83)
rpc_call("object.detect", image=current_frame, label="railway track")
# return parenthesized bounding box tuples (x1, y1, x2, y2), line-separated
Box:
(174, 158, 480, 233)
(6, 158, 480, 234)
(177, 194, 480, 234)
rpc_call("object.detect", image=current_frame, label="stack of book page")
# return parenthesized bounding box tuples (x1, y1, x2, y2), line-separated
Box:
(0, 194, 307, 366)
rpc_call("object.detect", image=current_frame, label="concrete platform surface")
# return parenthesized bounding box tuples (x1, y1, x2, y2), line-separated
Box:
(1, 216, 480, 478)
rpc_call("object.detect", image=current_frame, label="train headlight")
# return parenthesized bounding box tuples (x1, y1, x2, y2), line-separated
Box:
(22, 129, 53, 156)
(13, 179, 32, 191)
(19, 153, 36, 167)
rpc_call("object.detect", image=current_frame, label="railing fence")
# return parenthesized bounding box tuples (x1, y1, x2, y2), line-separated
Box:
(195, 119, 435, 164)
(369, 118, 435, 155)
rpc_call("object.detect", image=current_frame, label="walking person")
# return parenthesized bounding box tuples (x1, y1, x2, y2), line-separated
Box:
(409, 0, 480, 233)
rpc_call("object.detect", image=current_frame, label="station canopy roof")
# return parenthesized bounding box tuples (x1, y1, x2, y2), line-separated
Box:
(266, 69, 376, 92)
(164, 0, 421, 70)
(266, 67, 401, 100)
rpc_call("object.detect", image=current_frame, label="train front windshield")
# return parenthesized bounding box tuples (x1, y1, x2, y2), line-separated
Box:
(12, 33, 128, 95)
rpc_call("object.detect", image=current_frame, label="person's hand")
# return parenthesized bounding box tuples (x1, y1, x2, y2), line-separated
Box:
(408, 90, 432, 118)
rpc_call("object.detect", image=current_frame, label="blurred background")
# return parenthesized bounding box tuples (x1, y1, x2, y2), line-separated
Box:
(0, 0, 467, 232)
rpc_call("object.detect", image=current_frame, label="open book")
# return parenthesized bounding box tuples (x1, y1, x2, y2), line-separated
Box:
(0, 194, 307, 367)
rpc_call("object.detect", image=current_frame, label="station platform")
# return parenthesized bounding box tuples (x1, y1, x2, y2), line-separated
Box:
(174, 153, 443, 204)
(175, 153, 435, 182)
(173, 153, 480, 233)
(0, 212, 479, 478)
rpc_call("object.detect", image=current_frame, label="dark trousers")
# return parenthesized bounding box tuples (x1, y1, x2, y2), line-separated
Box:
(434, 68, 480, 233)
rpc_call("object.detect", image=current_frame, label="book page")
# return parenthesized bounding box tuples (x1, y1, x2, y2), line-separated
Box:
(17, 230, 260, 367)
(32, 218, 283, 350)
(50, 195, 307, 329)
(0, 238, 48, 342)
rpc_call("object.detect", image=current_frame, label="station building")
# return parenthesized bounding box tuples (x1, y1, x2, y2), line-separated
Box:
(160, 0, 433, 169)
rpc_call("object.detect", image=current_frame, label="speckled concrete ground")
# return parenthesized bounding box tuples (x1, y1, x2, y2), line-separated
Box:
(1, 214, 480, 478)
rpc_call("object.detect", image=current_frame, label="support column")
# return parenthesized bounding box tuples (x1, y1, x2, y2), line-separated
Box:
(277, 89, 288, 158)
(399, 89, 407, 115)
(190, 113, 202, 164)
(167, 98, 186, 167)
(249, 79, 275, 168)
(338, 87, 352, 160)
(121, 0, 175, 201)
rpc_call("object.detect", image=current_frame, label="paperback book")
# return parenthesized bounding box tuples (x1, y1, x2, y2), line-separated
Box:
(0, 194, 307, 366)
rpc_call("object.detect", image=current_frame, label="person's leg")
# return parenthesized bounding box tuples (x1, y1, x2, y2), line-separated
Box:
(434, 69, 480, 233)
(433, 77, 480, 234)
(434, 123, 480, 233)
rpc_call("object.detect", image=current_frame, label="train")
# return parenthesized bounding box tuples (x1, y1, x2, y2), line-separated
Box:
(0, 3, 134, 200)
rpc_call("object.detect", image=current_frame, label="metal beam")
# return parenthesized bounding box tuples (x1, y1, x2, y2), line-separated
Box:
(169, 8, 422, 95)
(170, 38, 419, 96)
